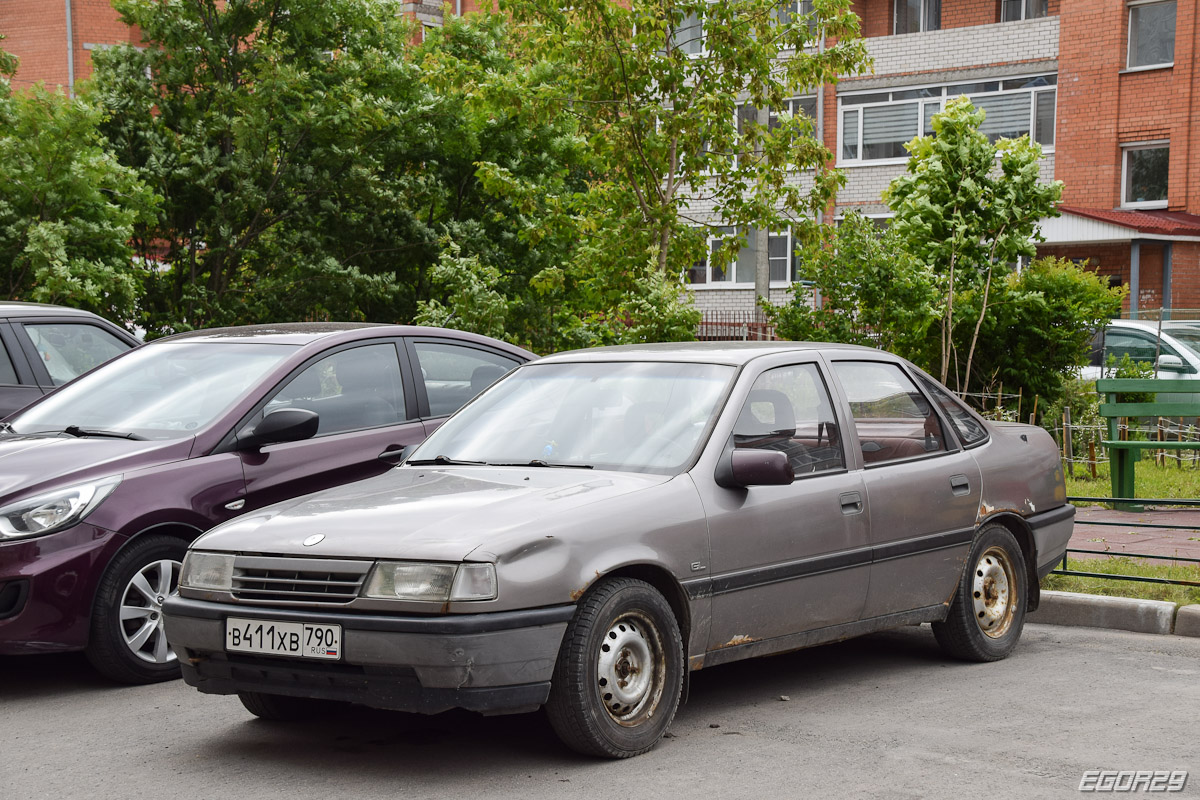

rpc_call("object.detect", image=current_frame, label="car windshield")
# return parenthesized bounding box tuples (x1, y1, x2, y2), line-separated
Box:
(9, 342, 297, 440)
(410, 361, 736, 474)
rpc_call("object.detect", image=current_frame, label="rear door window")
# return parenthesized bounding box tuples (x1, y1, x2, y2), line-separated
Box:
(831, 361, 948, 465)
(411, 341, 521, 417)
(21, 323, 131, 386)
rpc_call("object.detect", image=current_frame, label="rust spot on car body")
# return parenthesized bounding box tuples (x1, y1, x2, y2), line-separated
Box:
(719, 634, 758, 648)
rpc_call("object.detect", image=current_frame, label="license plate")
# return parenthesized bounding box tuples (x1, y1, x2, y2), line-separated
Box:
(225, 617, 342, 661)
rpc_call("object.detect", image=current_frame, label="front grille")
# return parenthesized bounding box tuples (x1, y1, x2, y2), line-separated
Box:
(231, 555, 371, 604)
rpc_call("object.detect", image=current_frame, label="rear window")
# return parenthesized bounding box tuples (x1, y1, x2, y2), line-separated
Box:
(916, 374, 989, 446)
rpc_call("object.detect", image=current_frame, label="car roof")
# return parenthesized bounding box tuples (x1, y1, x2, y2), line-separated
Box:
(0, 301, 115, 320)
(150, 323, 536, 357)
(535, 340, 887, 367)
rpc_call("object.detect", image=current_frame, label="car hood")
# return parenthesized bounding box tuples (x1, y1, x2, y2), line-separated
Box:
(193, 466, 674, 562)
(0, 434, 192, 503)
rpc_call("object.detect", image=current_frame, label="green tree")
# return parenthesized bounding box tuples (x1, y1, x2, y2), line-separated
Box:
(500, 0, 869, 281)
(949, 256, 1124, 408)
(884, 96, 1062, 394)
(763, 212, 938, 356)
(0, 40, 158, 323)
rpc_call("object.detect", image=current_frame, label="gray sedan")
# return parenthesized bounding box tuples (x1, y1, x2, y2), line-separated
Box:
(164, 342, 1074, 758)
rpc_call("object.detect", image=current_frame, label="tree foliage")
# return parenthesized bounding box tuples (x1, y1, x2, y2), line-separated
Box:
(500, 0, 870, 279)
(944, 256, 1124, 408)
(0, 39, 157, 324)
(884, 97, 1062, 394)
(762, 212, 938, 355)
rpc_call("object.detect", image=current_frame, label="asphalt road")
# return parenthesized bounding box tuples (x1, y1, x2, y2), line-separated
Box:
(3, 623, 1198, 800)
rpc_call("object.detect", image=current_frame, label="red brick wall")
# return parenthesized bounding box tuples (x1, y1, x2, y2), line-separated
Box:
(851, 0, 893, 38)
(2, 3, 69, 91)
(941, 0, 997, 29)
(1056, 0, 1198, 213)
(2, 1, 141, 92)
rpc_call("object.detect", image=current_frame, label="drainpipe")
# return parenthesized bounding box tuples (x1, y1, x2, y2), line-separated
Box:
(65, 0, 75, 97)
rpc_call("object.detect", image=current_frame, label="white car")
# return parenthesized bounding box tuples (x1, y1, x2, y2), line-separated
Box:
(1081, 320, 1200, 385)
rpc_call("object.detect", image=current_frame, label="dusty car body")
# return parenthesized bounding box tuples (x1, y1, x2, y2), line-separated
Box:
(164, 342, 1074, 758)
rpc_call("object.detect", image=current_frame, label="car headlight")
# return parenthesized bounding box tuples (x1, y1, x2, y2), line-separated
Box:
(362, 562, 497, 602)
(0, 476, 122, 540)
(179, 551, 235, 592)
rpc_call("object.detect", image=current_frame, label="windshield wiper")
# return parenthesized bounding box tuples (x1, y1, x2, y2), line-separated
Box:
(406, 455, 487, 466)
(0, 422, 14, 435)
(493, 460, 594, 469)
(62, 425, 146, 441)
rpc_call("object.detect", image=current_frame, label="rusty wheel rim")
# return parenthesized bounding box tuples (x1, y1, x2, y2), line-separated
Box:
(596, 611, 666, 727)
(971, 546, 1016, 639)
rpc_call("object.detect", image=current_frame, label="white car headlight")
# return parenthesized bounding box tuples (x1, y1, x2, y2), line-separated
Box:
(0, 476, 122, 540)
(179, 551, 235, 592)
(363, 562, 497, 602)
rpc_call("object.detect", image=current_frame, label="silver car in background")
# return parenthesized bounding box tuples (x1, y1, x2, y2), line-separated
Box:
(164, 342, 1073, 758)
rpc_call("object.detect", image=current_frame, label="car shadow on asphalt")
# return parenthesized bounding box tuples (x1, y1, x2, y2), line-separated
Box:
(0, 652, 120, 699)
(180, 626, 956, 771)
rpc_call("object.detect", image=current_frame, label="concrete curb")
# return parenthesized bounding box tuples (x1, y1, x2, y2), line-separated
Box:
(1028, 591, 1180, 635)
(1174, 605, 1200, 637)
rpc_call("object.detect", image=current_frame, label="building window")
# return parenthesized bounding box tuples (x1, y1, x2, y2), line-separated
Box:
(895, 0, 940, 34)
(671, 10, 705, 56)
(1122, 143, 1169, 208)
(1001, 0, 1047, 22)
(687, 227, 799, 286)
(839, 75, 1056, 164)
(736, 98, 817, 168)
(1128, 0, 1176, 69)
(773, 0, 817, 34)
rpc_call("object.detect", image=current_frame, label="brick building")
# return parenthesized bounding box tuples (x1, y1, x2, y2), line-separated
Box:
(686, 0, 1200, 322)
(4, 1, 1197, 318)
(0, 0, 492, 94)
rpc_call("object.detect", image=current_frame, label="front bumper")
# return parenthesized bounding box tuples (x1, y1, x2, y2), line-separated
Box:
(1028, 503, 1076, 579)
(0, 523, 125, 654)
(163, 596, 574, 716)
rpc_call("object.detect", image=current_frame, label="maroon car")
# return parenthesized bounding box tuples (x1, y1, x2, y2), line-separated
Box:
(0, 323, 533, 683)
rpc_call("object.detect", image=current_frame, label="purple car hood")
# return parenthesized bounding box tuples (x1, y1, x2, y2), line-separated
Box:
(0, 434, 191, 503)
(192, 466, 673, 562)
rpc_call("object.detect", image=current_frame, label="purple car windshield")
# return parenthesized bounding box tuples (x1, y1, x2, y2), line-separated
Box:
(10, 342, 297, 440)
(410, 361, 735, 474)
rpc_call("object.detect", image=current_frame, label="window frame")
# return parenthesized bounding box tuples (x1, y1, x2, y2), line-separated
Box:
(1001, 0, 1048, 22)
(1126, 0, 1176, 71)
(1120, 140, 1170, 209)
(403, 337, 523, 420)
(894, 0, 941, 34)
(688, 226, 801, 288)
(838, 74, 1057, 166)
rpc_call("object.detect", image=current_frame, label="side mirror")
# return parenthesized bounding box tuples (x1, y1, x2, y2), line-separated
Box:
(1157, 354, 1186, 372)
(378, 445, 412, 464)
(715, 448, 794, 489)
(238, 408, 319, 450)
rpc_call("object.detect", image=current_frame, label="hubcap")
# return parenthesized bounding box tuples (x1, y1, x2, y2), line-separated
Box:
(596, 612, 665, 726)
(119, 559, 181, 664)
(971, 546, 1016, 639)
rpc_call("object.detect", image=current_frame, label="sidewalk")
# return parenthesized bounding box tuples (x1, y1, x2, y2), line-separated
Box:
(1068, 504, 1200, 561)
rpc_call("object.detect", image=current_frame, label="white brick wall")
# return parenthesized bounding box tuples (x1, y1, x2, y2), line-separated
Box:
(836, 154, 1057, 212)
(691, 286, 799, 315)
(860, 17, 1059, 77)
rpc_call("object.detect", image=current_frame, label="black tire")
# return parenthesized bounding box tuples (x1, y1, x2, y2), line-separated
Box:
(238, 691, 332, 722)
(545, 578, 684, 758)
(932, 523, 1028, 662)
(85, 534, 187, 684)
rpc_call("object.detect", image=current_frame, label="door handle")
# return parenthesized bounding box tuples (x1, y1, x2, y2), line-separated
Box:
(950, 474, 971, 496)
(839, 491, 864, 515)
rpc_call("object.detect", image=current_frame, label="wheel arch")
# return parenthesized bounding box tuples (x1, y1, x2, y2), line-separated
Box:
(979, 512, 1041, 613)
(85, 522, 205, 636)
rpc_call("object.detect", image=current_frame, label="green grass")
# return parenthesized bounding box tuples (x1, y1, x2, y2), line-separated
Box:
(1064, 458, 1200, 506)
(1041, 556, 1200, 606)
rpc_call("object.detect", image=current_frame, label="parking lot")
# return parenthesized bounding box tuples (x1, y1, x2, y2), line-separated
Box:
(5, 623, 1197, 799)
